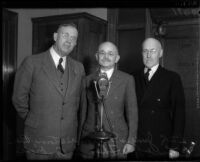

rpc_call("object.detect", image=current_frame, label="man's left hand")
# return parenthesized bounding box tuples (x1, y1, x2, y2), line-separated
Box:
(123, 143, 135, 154)
(169, 149, 180, 159)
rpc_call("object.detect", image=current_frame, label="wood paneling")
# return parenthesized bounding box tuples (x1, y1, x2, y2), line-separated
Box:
(163, 24, 200, 157)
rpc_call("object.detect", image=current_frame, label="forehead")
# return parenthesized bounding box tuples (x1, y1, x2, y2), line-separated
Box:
(143, 39, 161, 49)
(99, 43, 117, 52)
(58, 26, 78, 36)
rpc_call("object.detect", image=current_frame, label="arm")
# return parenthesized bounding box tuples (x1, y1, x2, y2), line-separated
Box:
(124, 75, 138, 150)
(170, 74, 185, 156)
(77, 66, 87, 146)
(12, 57, 33, 119)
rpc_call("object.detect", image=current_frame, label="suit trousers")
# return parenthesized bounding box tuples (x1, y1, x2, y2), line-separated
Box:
(26, 149, 73, 160)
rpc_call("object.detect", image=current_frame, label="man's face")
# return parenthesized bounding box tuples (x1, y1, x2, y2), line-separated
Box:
(142, 39, 163, 69)
(54, 26, 78, 56)
(96, 43, 120, 70)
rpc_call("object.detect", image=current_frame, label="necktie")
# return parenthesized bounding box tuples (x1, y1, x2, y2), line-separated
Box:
(57, 58, 64, 74)
(144, 68, 151, 84)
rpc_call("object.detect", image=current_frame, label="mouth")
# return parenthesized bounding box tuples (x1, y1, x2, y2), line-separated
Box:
(102, 59, 111, 63)
(63, 44, 71, 49)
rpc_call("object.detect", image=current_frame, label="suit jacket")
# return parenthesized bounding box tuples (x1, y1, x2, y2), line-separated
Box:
(12, 49, 85, 154)
(134, 65, 185, 155)
(79, 69, 138, 156)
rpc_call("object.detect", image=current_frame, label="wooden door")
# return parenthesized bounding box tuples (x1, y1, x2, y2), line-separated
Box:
(2, 9, 18, 160)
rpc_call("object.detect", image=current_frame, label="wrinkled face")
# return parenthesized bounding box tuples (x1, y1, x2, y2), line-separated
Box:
(54, 26, 78, 57)
(96, 43, 120, 70)
(142, 38, 163, 69)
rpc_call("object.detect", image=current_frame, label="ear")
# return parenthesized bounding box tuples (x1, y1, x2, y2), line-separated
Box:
(159, 49, 163, 58)
(95, 53, 98, 61)
(115, 55, 120, 63)
(53, 33, 58, 42)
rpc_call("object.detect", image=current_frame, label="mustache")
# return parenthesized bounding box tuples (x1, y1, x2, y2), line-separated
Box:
(101, 58, 111, 62)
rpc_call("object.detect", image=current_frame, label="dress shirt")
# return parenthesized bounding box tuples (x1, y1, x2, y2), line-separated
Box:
(144, 64, 159, 81)
(50, 46, 66, 69)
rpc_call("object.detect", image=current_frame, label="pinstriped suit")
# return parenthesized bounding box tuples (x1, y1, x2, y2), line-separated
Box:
(134, 65, 185, 158)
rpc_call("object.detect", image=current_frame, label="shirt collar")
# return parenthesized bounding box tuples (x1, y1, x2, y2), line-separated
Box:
(100, 68, 114, 80)
(50, 46, 66, 68)
(144, 64, 159, 74)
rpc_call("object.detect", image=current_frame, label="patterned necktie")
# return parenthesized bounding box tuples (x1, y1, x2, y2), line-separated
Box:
(57, 58, 64, 74)
(144, 68, 151, 84)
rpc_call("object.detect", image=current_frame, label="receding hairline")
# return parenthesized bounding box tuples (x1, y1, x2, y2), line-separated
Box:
(98, 41, 119, 54)
(57, 23, 78, 34)
(142, 37, 162, 49)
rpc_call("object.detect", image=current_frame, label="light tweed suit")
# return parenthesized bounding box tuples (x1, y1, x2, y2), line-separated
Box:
(12, 49, 85, 155)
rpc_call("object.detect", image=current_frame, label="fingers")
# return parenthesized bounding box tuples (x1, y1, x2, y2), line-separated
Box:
(169, 149, 180, 159)
(123, 146, 127, 154)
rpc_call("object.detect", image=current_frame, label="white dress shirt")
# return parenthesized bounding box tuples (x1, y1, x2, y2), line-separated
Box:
(100, 68, 114, 80)
(144, 64, 159, 81)
(50, 46, 66, 69)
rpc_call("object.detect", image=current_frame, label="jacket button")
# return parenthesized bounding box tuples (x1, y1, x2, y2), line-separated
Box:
(151, 110, 155, 114)
(61, 117, 64, 120)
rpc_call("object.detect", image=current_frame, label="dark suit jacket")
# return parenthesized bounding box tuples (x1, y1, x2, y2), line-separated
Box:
(79, 69, 138, 157)
(134, 65, 185, 156)
(12, 49, 85, 154)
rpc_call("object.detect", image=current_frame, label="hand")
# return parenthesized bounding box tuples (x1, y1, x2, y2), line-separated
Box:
(169, 149, 180, 159)
(123, 143, 135, 154)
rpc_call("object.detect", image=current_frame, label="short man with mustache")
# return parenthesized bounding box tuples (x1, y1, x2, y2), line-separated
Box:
(79, 41, 138, 159)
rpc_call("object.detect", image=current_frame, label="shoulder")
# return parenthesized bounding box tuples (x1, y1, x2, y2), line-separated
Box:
(68, 57, 85, 74)
(116, 70, 134, 80)
(20, 51, 48, 67)
(161, 67, 180, 77)
(160, 67, 182, 81)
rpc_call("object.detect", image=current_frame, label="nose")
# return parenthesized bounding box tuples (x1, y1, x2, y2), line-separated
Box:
(103, 53, 109, 59)
(146, 52, 151, 58)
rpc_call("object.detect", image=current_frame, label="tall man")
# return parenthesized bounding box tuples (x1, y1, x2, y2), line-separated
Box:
(12, 24, 85, 160)
(134, 37, 185, 159)
(79, 41, 138, 159)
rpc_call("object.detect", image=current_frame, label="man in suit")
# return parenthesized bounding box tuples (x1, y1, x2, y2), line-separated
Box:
(12, 23, 85, 160)
(134, 37, 185, 159)
(79, 41, 138, 159)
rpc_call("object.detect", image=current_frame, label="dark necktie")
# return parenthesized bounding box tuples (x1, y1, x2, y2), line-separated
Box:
(57, 58, 64, 74)
(144, 68, 151, 84)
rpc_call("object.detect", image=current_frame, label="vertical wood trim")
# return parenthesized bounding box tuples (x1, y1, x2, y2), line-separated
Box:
(2, 8, 18, 160)
(196, 38, 200, 109)
(107, 8, 118, 44)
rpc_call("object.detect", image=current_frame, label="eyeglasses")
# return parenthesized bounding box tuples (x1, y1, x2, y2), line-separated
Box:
(97, 51, 116, 57)
(142, 49, 157, 55)
(61, 32, 77, 42)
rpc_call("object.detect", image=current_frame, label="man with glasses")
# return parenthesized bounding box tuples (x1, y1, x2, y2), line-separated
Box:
(79, 41, 138, 159)
(12, 23, 85, 160)
(134, 37, 185, 160)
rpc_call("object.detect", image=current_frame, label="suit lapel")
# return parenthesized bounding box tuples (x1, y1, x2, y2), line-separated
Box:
(42, 51, 63, 95)
(141, 65, 162, 104)
(107, 70, 122, 97)
(64, 58, 77, 99)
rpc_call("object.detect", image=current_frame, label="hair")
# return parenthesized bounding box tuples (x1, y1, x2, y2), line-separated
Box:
(142, 37, 163, 50)
(56, 23, 78, 34)
(98, 41, 119, 55)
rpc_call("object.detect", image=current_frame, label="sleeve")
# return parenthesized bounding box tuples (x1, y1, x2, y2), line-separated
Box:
(77, 64, 87, 146)
(12, 57, 33, 119)
(125, 75, 138, 147)
(170, 73, 185, 151)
